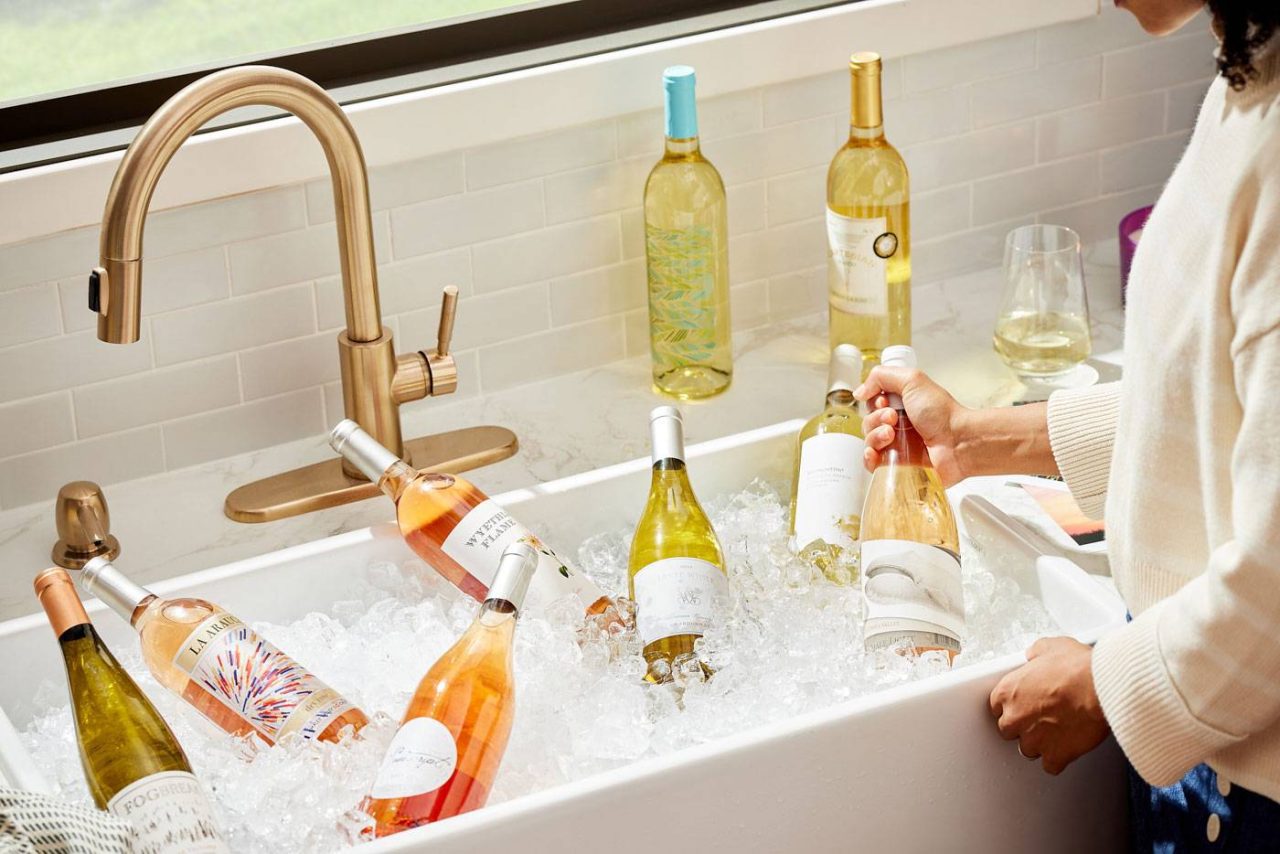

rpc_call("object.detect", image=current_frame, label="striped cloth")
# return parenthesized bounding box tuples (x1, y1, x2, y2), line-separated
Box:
(0, 788, 131, 853)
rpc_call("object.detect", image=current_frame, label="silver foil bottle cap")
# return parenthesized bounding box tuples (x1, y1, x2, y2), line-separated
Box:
(328, 419, 402, 482)
(486, 542, 539, 612)
(77, 556, 152, 622)
(828, 344, 863, 394)
(649, 405, 685, 464)
(880, 345, 917, 370)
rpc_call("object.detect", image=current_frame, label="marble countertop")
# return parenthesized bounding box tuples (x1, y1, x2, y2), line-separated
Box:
(0, 248, 1125, 621)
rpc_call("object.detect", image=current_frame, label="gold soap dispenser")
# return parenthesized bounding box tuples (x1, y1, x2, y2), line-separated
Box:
(51, 481, 121, 570)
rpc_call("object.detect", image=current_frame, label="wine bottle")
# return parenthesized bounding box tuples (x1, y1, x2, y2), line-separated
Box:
(789, 344, 867, 575)
(330, 419, 611, 617)
(858, 345, 964, 659)
(34, 568, 228, 853)
(76, 557, 367, 744)
(827, 51, 911, 367)
(628, 406, 728, 681)
(363, 543, 537, 836)
(644, 65, 733, 400)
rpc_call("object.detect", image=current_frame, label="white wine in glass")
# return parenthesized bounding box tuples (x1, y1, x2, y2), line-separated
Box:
(993, 224, 1091, 378)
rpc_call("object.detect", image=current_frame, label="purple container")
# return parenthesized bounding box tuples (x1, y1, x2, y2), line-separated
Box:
(1119, 205, 1153, 306)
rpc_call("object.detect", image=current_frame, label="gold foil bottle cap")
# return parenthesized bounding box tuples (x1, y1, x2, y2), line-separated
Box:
(34, 567, 91, 637)
(850, 51, 882, 73)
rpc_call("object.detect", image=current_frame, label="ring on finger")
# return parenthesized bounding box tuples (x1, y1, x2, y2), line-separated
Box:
(1017, 743, 1035, 760)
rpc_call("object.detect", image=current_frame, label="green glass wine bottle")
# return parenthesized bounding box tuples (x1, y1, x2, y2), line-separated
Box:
(644, 65, 733, 400)
(34, 567, 227, 852)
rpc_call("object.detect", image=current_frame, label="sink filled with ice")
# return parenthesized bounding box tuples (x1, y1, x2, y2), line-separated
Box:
(20, 477, 1056, 852)
(0, 421, 1128, 853)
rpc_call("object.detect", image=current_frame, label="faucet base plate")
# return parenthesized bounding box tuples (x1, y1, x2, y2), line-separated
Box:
(223, 425, 518, 523)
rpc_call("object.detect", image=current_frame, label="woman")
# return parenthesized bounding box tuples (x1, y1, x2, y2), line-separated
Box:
(856, 1, 1279, 849)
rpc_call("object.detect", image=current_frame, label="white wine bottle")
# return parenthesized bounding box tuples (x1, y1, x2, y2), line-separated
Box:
(789, 344, 867, 577)
(628, 406, 728, 681)
(858, 346, 964, 659)
(827, 51, 910, 367)
(644, 65, 733, 400)
(34, 568, 227, 852)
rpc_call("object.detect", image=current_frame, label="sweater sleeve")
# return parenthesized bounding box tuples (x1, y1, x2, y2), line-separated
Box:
(1045, 382, 1121, 519)
(1091, 145, 1280, 785)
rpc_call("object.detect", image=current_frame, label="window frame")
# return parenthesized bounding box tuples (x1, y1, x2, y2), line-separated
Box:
(0, 0, 851, 163)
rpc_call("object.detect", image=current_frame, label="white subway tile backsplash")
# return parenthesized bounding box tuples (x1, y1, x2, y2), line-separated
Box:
(1039, 184, 1161, 246)
(0, 327, 153, 404)
(972, 154, 1099, 226)
(0, 225, 98, 292)
(0, 12, 1218, 500)
(306, 153, 465, 223)
(466, 122, 615, 190)
(0, 283, 60, 346)
(913, 185, 971, 242)
(544, 156, 652, 224)
(549, 260, 645, 326)
(767, 166, 826, 227)
(58, 247, 231, 333)
(890, 86, 972, 148)
(471, 216, 620, 293)
(1102, 38, 1217, 99)
(728, 182, 767, 235)
(903, 121, 1035, 193)
(73, 356, 240, 437)
(151, 284, 314, 366)
(0, 394, 74, 458)
(711, 116, 837, 186)
(162, 388, 323, 470)
(1166, 80, 1208, 132)
(0, 427, 164, 510)
(1100, 132, 1190, 193)
(238, 333, 339, 401)
(905, 32, 1036, 94)
(1036, 7, 1149, 65)
(399, 282, 550, 350)
(143, 187, 307, 259)
(974, 57, 1101, 129)
(391, 181, 543, 259)
(1037, 93, 1165, 162)
(732, 279, 771, 331)
(768, 266, 826, 321)
(315, 248, 472, 331)
(478, 317, 624, 392)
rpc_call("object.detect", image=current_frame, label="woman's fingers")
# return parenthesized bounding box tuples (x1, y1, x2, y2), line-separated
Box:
(862, 406, 898, 436)
(865, 424, 895, 451)
(855, 366, 914, 403)
(863, 445, 882, 474)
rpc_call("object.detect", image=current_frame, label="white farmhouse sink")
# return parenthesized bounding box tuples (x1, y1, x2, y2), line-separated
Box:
(0, 420, 1130, 852)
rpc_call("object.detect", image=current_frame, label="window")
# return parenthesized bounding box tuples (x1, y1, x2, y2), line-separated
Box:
(0, 0, 851, 169)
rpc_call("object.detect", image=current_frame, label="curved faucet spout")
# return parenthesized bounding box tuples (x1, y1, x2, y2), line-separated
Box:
(91, 65, 381, 344)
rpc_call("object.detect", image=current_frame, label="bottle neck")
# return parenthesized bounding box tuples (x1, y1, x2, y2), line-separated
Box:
(650, 413, 685, 467)
(378, 460, 419, 502)
(884, 407, 931, 469)
(34, 569, 91, 639)
(665, 77, 698, 141)
(849, 67, 883, 135)
(663, 135, 701, 157)
(79, 557, 155, 627)
(825, 389, 857, 410)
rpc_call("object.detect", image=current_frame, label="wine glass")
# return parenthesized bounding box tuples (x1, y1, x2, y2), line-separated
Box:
(993, 224, 1092, 378)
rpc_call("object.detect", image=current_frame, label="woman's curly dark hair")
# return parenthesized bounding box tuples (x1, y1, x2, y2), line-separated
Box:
(1205, 2, 1279, 90)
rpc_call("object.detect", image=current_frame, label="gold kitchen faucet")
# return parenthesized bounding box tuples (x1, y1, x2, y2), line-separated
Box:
(88, 65, 516, 523)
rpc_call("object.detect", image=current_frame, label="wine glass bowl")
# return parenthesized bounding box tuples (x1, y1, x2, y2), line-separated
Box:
(992, 224, 1092, 378)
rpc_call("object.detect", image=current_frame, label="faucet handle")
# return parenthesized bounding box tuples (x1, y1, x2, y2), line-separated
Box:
(436, 285, 458, 358)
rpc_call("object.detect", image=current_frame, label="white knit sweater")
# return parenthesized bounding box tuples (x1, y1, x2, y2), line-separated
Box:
(1047, 39, 1280, 800)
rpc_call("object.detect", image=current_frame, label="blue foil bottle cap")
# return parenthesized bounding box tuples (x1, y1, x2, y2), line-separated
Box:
(663, 65, 698, 140)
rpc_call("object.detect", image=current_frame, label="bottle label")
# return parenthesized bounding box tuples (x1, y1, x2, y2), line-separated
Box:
(106, 770, 227, 853)
(827, 210, 894, 316)
(860, 539, 965, 648)
(441, 499, 603, 610)
(632, 557, 728, 645)
(793, 432, 868, 551)
(174, 613, 355, 742)
(646, 223, 724, 369)
(368, 717, 458, 799)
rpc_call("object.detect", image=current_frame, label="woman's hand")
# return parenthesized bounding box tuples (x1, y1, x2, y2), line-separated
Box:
(855, 366, 971, 486)
(989, 637, 1110, 775)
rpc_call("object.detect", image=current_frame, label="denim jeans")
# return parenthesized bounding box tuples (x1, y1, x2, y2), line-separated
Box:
(1128, 762, 1280, 852)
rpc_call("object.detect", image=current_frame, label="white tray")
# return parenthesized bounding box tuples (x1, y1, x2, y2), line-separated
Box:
(0, 420, 1130, 852)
